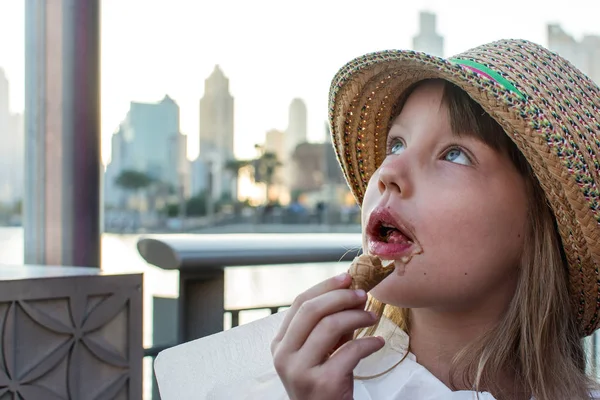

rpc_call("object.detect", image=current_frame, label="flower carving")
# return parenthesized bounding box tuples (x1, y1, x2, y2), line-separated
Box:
(0, 290, 132, 400)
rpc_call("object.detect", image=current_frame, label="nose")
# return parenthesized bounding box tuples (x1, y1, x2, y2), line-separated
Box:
(377, 157, 410, 197)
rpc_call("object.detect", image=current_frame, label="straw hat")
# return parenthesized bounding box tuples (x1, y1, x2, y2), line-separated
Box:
(328, 39, 600, 336)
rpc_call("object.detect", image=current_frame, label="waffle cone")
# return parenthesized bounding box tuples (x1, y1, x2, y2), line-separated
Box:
(348, 254, 394, 292)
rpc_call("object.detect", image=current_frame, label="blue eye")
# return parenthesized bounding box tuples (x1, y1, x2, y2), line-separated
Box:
(444, 148, 471, 165)
(388, 139, 405, 155)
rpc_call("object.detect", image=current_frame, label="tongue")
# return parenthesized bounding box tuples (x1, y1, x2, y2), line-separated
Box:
(387, 230, 411, 244)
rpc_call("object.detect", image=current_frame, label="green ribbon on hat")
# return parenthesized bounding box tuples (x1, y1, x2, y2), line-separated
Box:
(450, 58, 525, 100)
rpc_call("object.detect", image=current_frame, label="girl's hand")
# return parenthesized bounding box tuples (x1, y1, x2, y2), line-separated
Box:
(270, 273, 385, 400)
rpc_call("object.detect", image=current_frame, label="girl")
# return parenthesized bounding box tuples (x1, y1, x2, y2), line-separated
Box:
(269, 39, 600, 399)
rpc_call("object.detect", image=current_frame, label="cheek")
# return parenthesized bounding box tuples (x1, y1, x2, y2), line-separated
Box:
(420, 173, 528, 257)
(372, 183, 527, 307)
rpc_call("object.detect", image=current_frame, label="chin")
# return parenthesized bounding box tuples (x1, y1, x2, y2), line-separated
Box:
(369, 280, 429, 309)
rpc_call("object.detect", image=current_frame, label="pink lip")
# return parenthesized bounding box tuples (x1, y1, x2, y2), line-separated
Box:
(368, 239, 416, 259)
(366, 207, 420, 259)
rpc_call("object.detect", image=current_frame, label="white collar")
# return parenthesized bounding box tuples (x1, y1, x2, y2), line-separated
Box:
(351, 317, 497, 400)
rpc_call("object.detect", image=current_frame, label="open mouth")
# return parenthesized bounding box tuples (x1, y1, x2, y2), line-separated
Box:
(368, 208, 415, 245)
(377, 222, 413, 244)
(367, 208, 421, 261)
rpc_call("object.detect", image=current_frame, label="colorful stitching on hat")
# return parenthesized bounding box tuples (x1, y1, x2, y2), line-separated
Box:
(450, 58, 526, 100)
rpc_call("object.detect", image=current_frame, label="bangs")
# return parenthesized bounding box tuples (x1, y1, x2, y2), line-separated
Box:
(441, 81, 508, 151)
(391, 79, 530, 175)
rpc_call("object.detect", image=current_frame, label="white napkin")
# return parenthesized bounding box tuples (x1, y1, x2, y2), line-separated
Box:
(154, 311, 497, 400)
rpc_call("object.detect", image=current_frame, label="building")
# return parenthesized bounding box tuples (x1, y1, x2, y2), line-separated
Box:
(548, 24, 600, 83)
(290, 142, 344, 192)
(190, 158, 209, 198)
(170, 131, 190, 199)
(264, 129, 289, 203)
(265, 129, 286, 161)
(195, 65, 235, 201)
(285, 98, 307, 154)
(283, 98, 308, 193)
(290, 143, 324, 193)
(322, 123, 345, 186)
(0, 68, 24, 205)
(412, 11, 444, 57)
(104, 95, 187, 207)
(288, 140, 350, 212)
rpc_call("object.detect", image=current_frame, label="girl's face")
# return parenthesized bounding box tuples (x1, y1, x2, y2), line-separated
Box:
(362, 81, 529, 312)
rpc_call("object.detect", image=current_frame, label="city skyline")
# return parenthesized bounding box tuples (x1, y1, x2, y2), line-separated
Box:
(2, 1, 600, 165)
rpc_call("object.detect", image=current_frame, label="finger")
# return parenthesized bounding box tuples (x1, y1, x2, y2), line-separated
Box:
(326, 336, 385, 373)
(272, 273, 351, 350)
(329, 296, 378, 355)
(277, 288, 367, 356)
(329, 332, 354, 356)
(300, 309, 378, 366)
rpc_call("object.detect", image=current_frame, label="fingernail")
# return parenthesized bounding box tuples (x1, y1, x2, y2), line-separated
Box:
(355, 289, 366, 298)
(377, 336, 385, 345)
(336, 272, 349, 282)
(369, 311, 378, 319)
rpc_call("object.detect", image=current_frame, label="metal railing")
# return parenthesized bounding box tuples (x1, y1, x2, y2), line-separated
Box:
(138, 233, 362, 398)
(143, 305, 290, 358)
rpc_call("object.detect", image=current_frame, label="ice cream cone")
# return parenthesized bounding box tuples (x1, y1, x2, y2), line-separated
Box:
(348, 254, 394, 292)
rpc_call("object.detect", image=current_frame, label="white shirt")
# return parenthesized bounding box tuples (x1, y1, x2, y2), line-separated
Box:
(213, 316, 498, 399)
(153, 312, 600, 399)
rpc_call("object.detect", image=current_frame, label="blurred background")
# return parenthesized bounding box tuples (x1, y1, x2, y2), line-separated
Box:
(1, 1, 600, 399)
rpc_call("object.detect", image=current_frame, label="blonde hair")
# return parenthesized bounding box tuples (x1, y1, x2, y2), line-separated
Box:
(358, 79, 599, 399)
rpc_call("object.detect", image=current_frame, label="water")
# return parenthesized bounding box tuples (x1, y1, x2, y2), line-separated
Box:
(0, 227, 350, 398)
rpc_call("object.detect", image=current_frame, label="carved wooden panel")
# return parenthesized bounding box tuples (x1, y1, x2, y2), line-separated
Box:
(0, 270, 142, 399)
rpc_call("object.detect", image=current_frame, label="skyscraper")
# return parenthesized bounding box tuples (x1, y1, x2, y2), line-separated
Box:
(285, 98, 307, 154)
(264, 129, 288, 203)
(199, 65, 234, 158)
(412, 11, 444, 57)
(104, 95, 187, 206)
(284, 98, 308, 198)
(171, 130, 190, 199)
(265, 129, 286, 165)
(196, 65, 235, 200)
(0, 69, 24, 205)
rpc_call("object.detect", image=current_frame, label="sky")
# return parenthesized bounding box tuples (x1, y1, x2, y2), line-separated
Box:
(1, 0, 600, 164)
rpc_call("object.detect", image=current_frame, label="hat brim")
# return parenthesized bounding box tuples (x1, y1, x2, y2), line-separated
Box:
(328, 42, 600, 336)
(329, 50, 534, 204)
